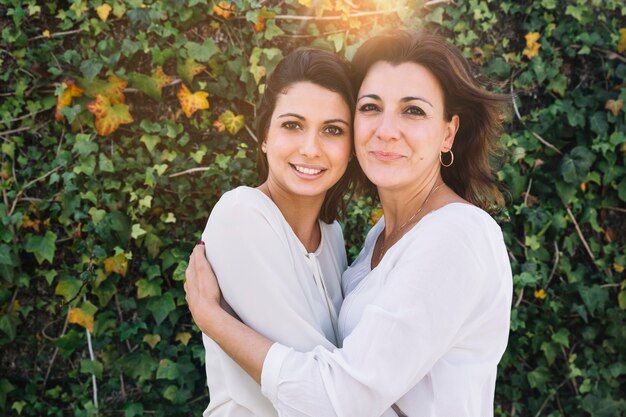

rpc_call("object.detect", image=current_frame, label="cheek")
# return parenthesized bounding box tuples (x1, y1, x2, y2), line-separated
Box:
(326, 137, 352, 167)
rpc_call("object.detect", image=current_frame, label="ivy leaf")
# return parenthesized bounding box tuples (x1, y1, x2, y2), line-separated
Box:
(0, 378, 16, 409)
(103, 253, 128, 277)
(212, 1, 235, 19)
(264, 19, 284, 41)
(96, 3, 112, 22)
(136, 278, 162, 299)
(218, 110, 244, 135)
(146, 292, 175, 324)
(55, 79, 84, 121)
(120, 352, 157, 382)
(523, 32, 541, 59)
(131, 223, 147, 239)
(175, 332, 192, 346)
(124, 403, 144, 417)
(24, 231, 57, 264)
(86, 94, 133, 136)
(176, 57, 205, 85)
(559, 146, 595, 184)
(55, 276, 82, 302)
(80, 359, 103, 378)
(156, 358, 179, 380)
(177, 84, 209, 118)
(605, 99, 623, 117)
(142, 334, 161, 349)
(618, 28, 626, 54)
(185, 39, 219, 62)
(81, 74, 127, 104)
(0, 314, 18, 341)
(69, 307, 94, 333)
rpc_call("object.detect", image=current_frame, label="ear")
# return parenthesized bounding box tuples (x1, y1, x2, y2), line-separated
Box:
(261, 141, 267, 153)
(441, 115, 459, 152)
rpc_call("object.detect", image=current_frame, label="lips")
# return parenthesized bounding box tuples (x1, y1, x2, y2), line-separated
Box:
(370, 150, 404, 161)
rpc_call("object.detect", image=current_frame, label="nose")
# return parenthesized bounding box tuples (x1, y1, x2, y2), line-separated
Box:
(375, 111, 400, 142)
(299, 130, 321, 158)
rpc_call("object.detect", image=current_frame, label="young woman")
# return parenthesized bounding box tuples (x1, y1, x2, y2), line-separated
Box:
(186, 31, 513, 417)
(197, 49, 360, 416)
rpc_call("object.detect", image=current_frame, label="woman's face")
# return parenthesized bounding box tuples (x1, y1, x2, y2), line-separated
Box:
(354, 61, 459, 193)
(264, 81, 352, 200)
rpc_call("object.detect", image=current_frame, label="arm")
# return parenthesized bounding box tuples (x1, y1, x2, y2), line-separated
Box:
(185, 244, 271, 384)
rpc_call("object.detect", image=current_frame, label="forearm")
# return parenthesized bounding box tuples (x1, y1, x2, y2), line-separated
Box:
(199, 304, 273, 384)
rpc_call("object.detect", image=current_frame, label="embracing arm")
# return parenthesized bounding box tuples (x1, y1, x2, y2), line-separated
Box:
(185, 244, 271, 384)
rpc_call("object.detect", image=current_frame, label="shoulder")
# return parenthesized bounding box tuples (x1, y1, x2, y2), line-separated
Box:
(320, 220, 346, 253)
(209, 186, 275, 221)
(418, 203, 503, 244)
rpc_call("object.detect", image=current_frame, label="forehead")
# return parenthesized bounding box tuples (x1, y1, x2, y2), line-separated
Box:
(273, 81, 350, 118)
(359, 61, 444, 105)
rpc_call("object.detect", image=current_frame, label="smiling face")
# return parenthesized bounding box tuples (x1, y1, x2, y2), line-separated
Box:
(354, 61, 459, 194)
(263, 81, 352, 201)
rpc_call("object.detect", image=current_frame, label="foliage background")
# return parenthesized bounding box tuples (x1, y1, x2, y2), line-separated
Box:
(1, 0, 625, 416)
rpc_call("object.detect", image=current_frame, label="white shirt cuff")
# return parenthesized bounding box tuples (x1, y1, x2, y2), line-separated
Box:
(261, 342, 292, 405)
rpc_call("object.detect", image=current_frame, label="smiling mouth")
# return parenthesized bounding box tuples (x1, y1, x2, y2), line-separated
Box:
(291, 164, 324, 175)
(371, 151, 404, 161)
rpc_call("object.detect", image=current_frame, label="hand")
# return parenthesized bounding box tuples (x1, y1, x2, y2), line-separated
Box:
(184, 242, 222, 333)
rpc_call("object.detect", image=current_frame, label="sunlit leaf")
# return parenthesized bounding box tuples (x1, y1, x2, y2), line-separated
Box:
(55, 79, 84, 121)
(605, 99, 623, 117)
(175, 332, 192, 346)
(618, 28, 626, 54)
(177, 84, 209, 118)
(103, 253, 128, 277)
(81, 74, 127, 104)
(143, 334, 161, 349)
(523, 32, 541, 59)
(24, 231, 57, 264)
(176, 57, 205, 85)
(213, 1, 235, 19)
(86, 94, 133, 136)
(96, 3, 112, 22)
(219, 110, 244, 135)
(68, 307, 94, 333)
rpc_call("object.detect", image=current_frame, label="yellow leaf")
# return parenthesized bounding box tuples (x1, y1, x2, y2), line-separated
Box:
(212, 119, 226, 132)
(70, 0, 87, 18)
(605, 99, 623, 117)
(370, 207, 383, 225)
(96, 3, 112, 22)
(175, 332, 192, 346)
(614, 263, 625, 273)
(219, 110, 244, 135)
(580, 182, 587, 193)
(82, 74, 127, 104)
(69, 307, 94, 333)
(55, 79, 84, 121)
(86, 94, 133, 136)
(523, 32, 541, 59)
(42, 30, 51, 38)
(253, 14, 265, 32)
(534, 289, 546, 300)
(177, 84, 209, 118)
(618, 28, 626, 54)
(152, 66, 174, 88)
(103, 253, 128, 276)
(213, 1, 235, 19)
(143, 334, 161, 349)
(298, 0, 312, 7)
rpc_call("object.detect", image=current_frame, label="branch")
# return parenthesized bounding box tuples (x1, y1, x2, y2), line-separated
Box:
(530, 131, 563, 155)
(84, 294, 98, 410)
(29, 28, 84, 42)
(271, 9, 400, 21)
(169, 167, 212, 178)
(563, 203, 597, 265)
(9, 165, 64, 216)
(546, 241, 560, 287)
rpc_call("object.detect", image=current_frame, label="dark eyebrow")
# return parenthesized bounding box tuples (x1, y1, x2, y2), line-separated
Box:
(325, 118, 350, 126)
(401, 96, 434, 108)
(357, 93, 380, 102)
(277, 113, 305, 120)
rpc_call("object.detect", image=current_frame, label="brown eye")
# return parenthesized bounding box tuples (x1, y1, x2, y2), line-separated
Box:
(281, 121, 301, 130)
(358, 103, 379, 112)
(323, 125, 344, 136)
(404, 105, 426, 116)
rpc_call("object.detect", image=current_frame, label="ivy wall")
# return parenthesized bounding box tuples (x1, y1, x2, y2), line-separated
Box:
(0, 0, 625, 416)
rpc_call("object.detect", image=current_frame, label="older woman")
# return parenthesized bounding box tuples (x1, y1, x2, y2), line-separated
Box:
(186, 31, 512, 417)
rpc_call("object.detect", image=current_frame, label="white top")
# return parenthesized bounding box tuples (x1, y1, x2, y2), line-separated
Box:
(201, 186, 347, 417)
(261, 203, 513, 417)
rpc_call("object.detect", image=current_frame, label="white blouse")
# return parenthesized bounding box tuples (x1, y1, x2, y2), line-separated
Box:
(201, 186, 346, 417)
(261, 203, 513, 417)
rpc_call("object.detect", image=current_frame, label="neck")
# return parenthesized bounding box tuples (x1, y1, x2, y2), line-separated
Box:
(378, 174, 442, 237)
(260, 181, 324, 252)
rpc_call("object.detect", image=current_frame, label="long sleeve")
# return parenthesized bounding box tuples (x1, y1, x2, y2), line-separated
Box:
(201, 187, 346, 417)
(261, 204, 512, 417)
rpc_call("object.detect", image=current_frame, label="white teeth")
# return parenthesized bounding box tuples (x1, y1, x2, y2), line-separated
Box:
(294, 165, 322, 175)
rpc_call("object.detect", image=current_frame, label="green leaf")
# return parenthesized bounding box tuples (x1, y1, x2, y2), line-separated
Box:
(0, 244, 13, 266)
(24, 231, 57, 264)
(580, 285, 609, 316)
(0, 378, 16, 410)
(146, 292, 175, 324)
(120, 351, 157, 382)
(0, 314, 18, 341)
(80, 59, 103, 82)
(136, 278, 162, 299)
(560, 146, 595, 184)
(80, 359, 103, 378)
(156, 358, 179, 380)
(527, 365, 550, 389)
(185, 39, 218, 62)
(131, 224, 147, 239)
(124, 403, 144, 417)
(129, 72, 162, 101)
(264, 19, 284, 41)
(551, 328, 570, 348)
(55, 276, 82, 302)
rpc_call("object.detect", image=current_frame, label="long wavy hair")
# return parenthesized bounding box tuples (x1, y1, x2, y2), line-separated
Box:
(351, 30, 509, 212)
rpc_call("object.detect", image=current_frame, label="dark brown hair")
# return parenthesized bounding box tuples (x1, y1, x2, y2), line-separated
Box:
(351, 30, 509, 212)
(256, 48, 361, 223)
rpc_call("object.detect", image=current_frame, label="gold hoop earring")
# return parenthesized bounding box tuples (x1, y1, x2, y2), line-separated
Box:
(440, 150, 454, 167)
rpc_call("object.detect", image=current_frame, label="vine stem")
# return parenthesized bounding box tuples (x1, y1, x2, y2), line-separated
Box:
(84, 294, 99, 410)
(169, 167, 211, 178)
(29, 28, 84, 41)
(9, 165, 64, 216)
(42, 306, 71, 391)
(563, 203, 597, 265)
